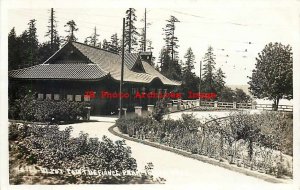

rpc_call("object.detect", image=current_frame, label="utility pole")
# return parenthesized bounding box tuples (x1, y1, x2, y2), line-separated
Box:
(128, 8, 132, 53)
(50, 8, 54, 49)
(144, 8, 146, 52)
(199, 61, 202, 107)
(119, 18, 125, 118)
(93, 27, 97, 47)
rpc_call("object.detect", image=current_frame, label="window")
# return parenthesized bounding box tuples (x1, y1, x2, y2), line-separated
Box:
(37, 93, 44, 100)
(46, 94, 52, 100)
(54, 94, 60, 100)
(67, 94, 73, 101)
(75, 95, 81, 102)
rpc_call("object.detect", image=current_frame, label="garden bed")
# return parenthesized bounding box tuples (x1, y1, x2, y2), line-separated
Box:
(114, 111, 293, 182)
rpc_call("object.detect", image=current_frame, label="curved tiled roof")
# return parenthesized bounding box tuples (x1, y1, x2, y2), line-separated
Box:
(9, 64, 108, 80)
(9, 41, 180, 86)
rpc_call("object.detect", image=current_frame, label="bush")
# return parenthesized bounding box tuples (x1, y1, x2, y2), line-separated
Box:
(152, 99, 168, 122)
(10, 123, 137, 173)
(116, 112, 293, 178)
(9, 94, 89, 123)
(9, 123, 166, 184)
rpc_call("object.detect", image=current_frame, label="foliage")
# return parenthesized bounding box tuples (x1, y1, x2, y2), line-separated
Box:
(202, 46, 217, 93)
(9, 94, 89, 123)
(125, 8, 139, 53)
(159, 48, 182, 81)
(9, 123, 165, 184)
(117, 112, 293, 178)
(110, 33, 121, 53)
(84, 27, 101, 48)
(45, 8, 61, 54)
(8, 28, 22, 70)
(163, 15, 180, 61)
(158, 15, 182, 81)
(215, 68, 226, 94)
(152, 99, 168, 122)
(248, 42, 293, 110)
(64, 20, 78, 42)
(235, 88, 251, 103)
(217, 87, 250, 103)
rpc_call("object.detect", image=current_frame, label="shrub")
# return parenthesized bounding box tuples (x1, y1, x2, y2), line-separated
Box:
(116, 111, 293, 178)
(152, 99, 168, 122)
(10, 123, 137, 173)
(10, 94, 89, 123)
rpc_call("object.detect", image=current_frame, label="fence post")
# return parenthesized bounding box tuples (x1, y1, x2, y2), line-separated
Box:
(214, 101, 218, 108)
(233, 102, 237, 109)
(147, 105, 154, 113)
(135, 106, 142, 116)
(251, 101, 257, 109)
(177, 101, 182, 110)
(167, 103, 172, 112)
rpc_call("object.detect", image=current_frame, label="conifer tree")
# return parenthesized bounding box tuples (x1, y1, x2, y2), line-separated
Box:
(124, 8, 139, 53)
(84, 27, 101, 47)
(8, 28, 21, 70)
(64, 20, 78, 42)
(202, 46, 217, 93)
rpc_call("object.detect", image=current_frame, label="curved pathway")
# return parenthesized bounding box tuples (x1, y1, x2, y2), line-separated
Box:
(59, 111, 292, 188)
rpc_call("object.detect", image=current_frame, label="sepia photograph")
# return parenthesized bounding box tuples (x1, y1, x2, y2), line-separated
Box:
(1, 0, 299, 189)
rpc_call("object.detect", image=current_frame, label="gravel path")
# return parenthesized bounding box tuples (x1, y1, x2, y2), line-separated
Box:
(59, 112, 292, 189)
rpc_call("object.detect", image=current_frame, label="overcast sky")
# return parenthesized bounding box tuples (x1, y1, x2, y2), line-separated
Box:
(5, 0, 299, 85)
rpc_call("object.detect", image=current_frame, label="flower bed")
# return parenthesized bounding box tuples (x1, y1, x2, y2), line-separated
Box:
(115, 112, 293, 179)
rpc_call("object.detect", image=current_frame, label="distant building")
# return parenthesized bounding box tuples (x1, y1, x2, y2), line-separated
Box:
(9, 41, 180, 115)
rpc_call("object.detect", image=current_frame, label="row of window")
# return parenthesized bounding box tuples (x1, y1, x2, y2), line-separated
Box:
(37, 93, 90, 102)
(37, 88, 170, 101)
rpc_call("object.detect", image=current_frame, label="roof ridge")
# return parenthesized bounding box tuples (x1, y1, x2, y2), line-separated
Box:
(72, 41, 120, 55)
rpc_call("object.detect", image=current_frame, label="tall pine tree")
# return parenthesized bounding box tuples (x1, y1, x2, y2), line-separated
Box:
(215, 68, 226, 94)
(64, 20, 78, 42)
(163, 15, 180, 61)
(24, 19, 39, 67)
(110, 33, 121, 53)
(8, 28, 21, 70)
(124, 8, 139, 53)
(39, 9, 61, 63)
(45, 8, 60, 52)
(159, 15, 181, 81)
(181, 48, 198, 98)
(202, 46, 217, 93)
(84, 27, 101, 47)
